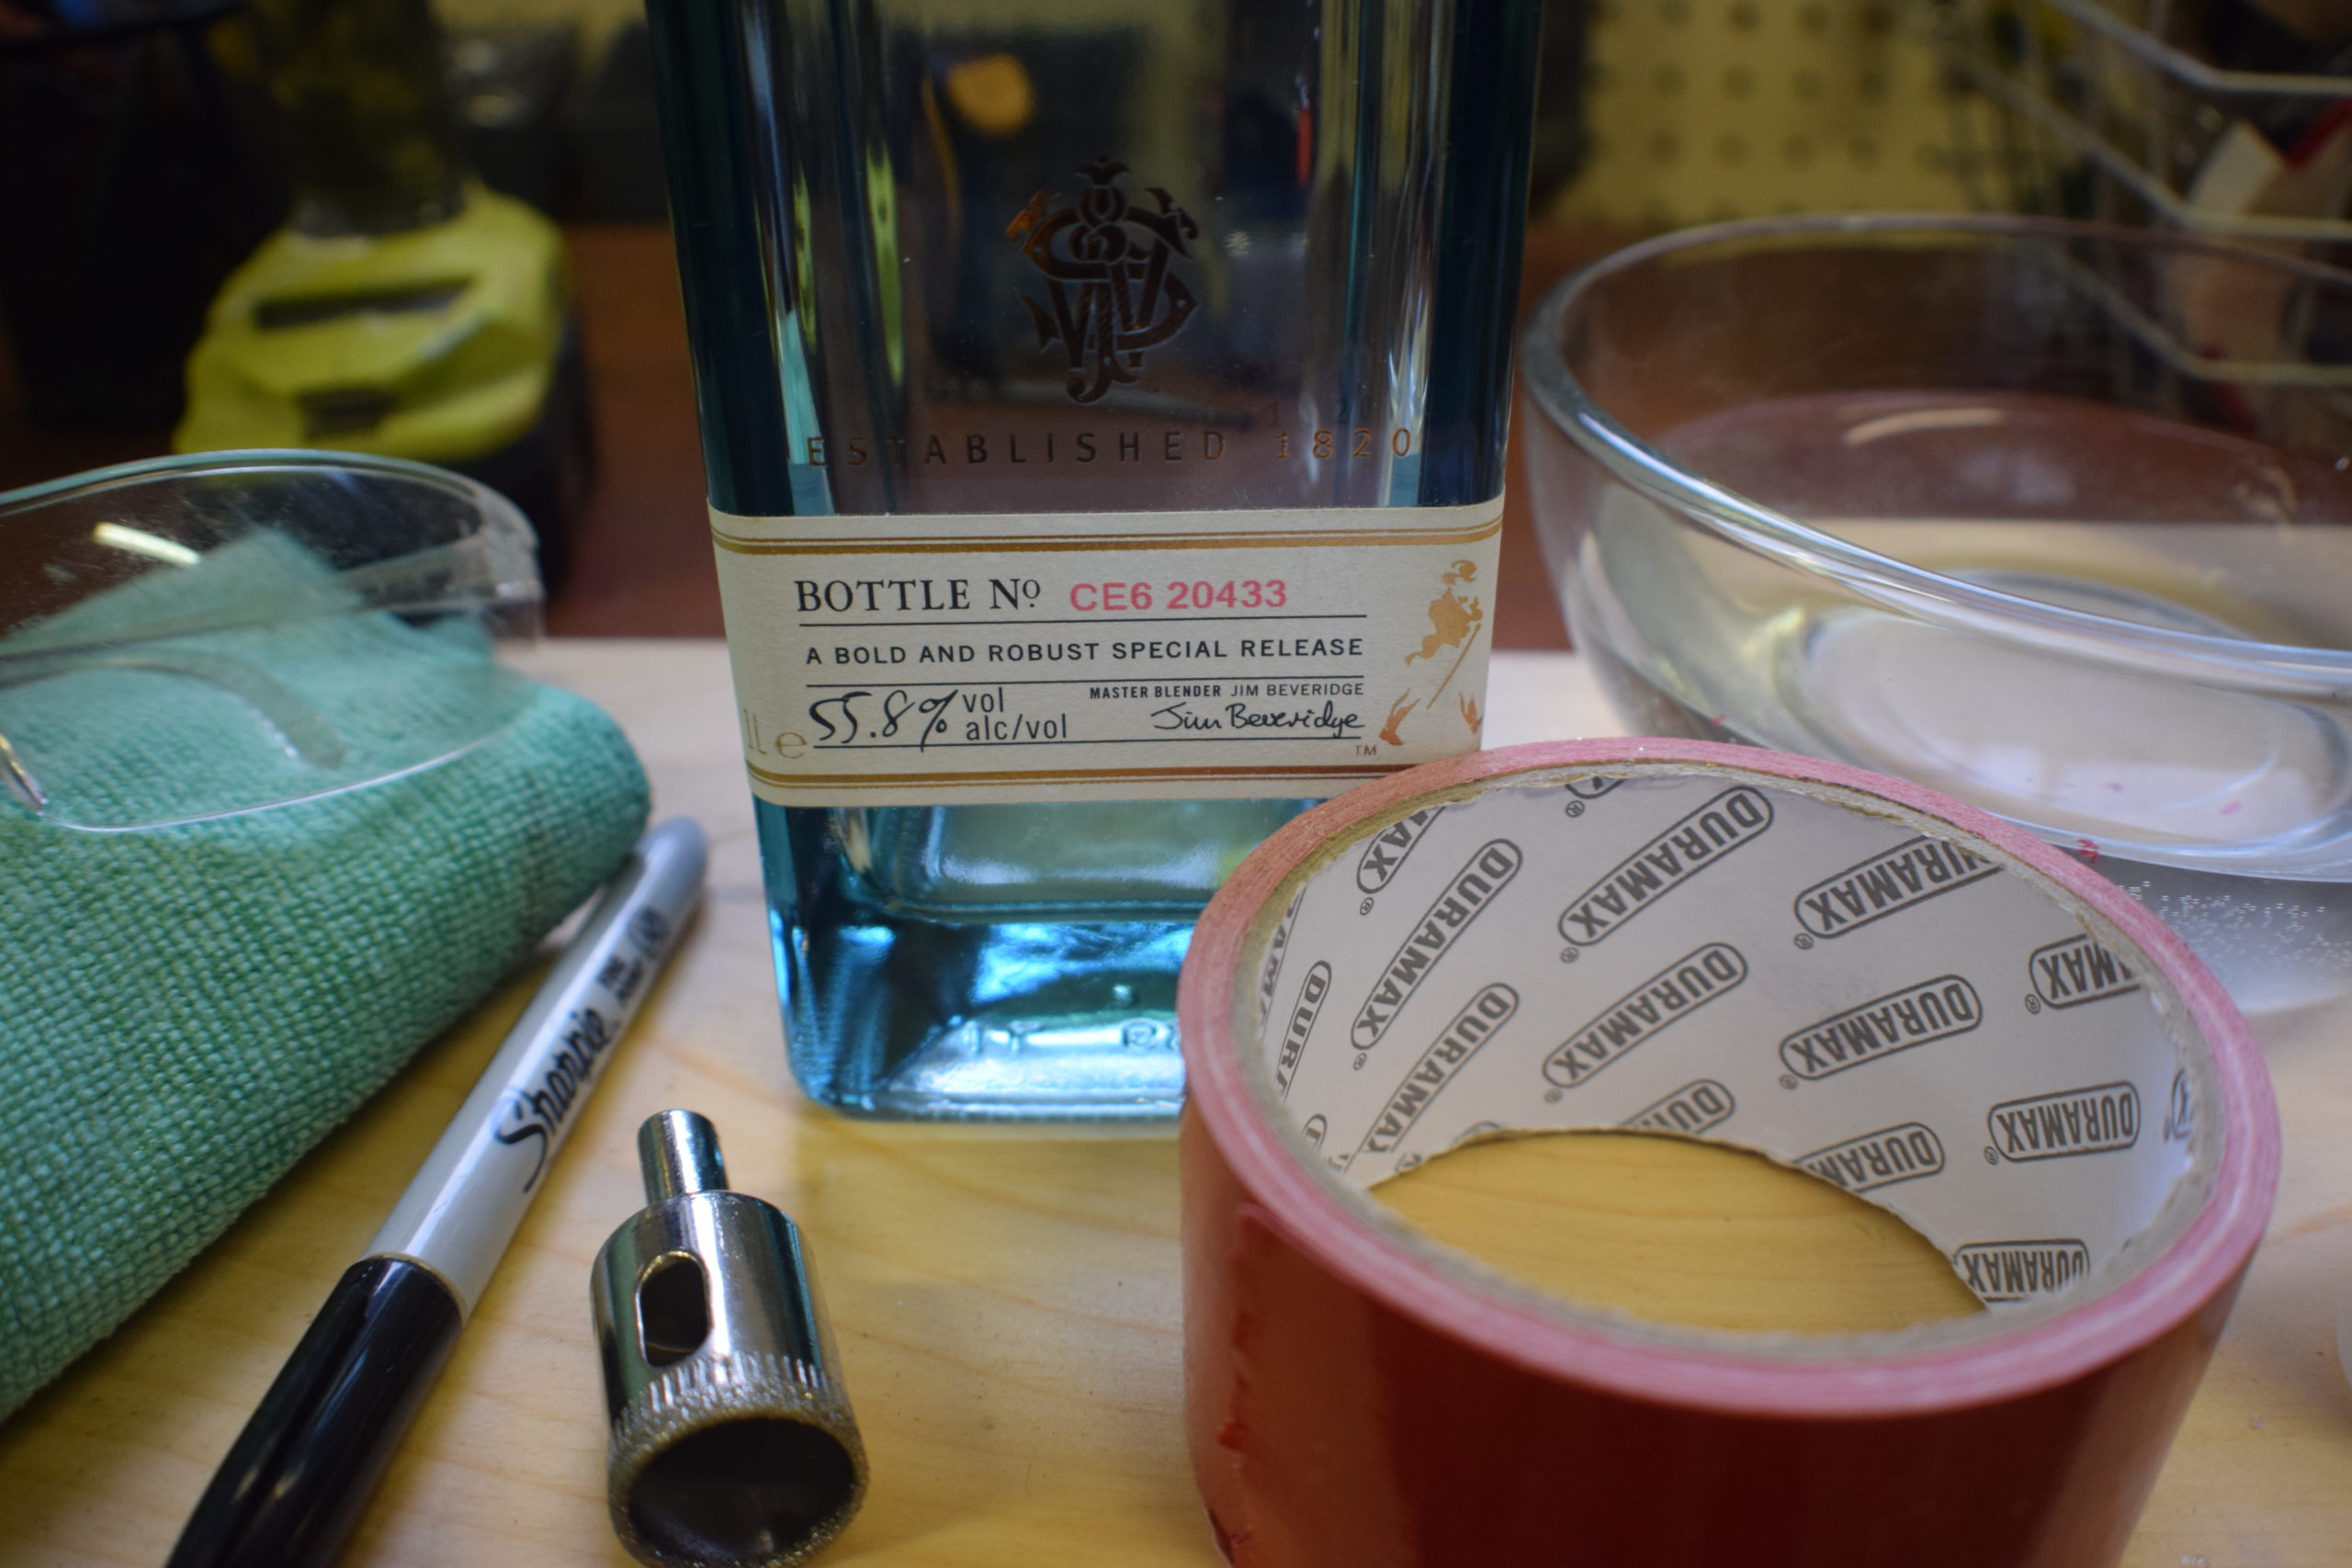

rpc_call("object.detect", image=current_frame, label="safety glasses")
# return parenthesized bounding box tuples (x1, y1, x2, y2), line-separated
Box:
(0, 451, 542, 831)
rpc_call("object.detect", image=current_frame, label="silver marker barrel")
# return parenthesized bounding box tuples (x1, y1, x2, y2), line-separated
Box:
(167, 817, 708, 1568)
(370, 816, 708, 1312)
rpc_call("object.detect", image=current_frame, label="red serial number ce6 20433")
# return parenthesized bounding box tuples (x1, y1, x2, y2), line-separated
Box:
(1069, 580, 1288, 612)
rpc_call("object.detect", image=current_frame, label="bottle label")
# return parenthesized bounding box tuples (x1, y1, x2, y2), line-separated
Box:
(713, 500, 1503, 805)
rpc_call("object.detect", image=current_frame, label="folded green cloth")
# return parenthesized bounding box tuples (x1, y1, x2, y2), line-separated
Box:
(0, 547, 649, 1417)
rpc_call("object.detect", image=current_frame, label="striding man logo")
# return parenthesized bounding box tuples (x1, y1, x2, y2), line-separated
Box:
(1009, 158, 1200, 403)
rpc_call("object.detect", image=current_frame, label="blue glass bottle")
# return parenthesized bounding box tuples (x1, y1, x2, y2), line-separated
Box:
(644, 0, 1540, 1119)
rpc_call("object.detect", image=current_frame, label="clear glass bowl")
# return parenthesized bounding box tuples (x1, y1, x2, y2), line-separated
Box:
(1519, 214, 2352, 1012)
(0, 450, 541, 831)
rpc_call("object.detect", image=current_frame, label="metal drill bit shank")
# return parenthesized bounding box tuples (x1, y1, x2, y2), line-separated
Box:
(592, 1111, 865, 1567)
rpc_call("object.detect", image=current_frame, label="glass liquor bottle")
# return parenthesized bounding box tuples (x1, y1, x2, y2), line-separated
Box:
(643, 0, 1541, 1120)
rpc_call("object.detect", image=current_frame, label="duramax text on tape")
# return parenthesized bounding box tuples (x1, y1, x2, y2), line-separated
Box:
(1178, 739, 2278, 1568)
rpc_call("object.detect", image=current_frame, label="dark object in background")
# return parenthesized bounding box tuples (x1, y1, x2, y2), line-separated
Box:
(0, 0, 286, 426)
(459, 325, 594, 588)
(254, 0, 460, 236)
(2194, 0, 2352, 63)
(1528, 0, 1589, 211)
(175, 0, 592, 585)
(447, 19, 578, 218)
(1939, 0, 2352, 257)
(567, 18, 671, 222)
(2188, 0, 2352, 153)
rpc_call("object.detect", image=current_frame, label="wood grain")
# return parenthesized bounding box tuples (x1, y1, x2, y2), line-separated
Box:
(0, 644, 2346, 1567)
(1373, 1130, 1984, 1334)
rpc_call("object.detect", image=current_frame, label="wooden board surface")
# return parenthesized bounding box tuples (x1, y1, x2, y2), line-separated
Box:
(2, 642, 2347, 1567)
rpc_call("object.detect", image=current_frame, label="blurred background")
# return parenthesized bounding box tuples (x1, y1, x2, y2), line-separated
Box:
(3, 0, 2345, 647)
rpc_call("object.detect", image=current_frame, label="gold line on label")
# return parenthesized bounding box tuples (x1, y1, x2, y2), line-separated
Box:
(711, 519, 1502, 556)
(747, 761, 1396, 787)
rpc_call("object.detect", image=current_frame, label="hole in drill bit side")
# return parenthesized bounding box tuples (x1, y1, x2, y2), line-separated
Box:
(637, 1254, 712, 1367)
(628, 1418, 860, 1563)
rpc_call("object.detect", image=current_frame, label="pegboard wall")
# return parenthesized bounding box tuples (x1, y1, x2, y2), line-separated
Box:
(1544, 0, 1991, 228)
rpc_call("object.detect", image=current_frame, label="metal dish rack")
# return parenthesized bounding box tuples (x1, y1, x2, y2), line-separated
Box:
(1935, 0, 2352, 245)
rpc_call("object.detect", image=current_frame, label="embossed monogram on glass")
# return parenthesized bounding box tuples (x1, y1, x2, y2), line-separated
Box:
(1010, 158, 1199, 404)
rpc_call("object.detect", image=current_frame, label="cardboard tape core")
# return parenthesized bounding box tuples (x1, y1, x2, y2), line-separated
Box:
(1250, 761, 2215, 1348)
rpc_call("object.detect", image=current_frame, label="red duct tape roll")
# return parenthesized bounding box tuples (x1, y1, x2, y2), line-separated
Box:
(1178, 740, 2278, 1568)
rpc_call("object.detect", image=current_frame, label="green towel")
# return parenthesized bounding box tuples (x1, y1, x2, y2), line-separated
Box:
(0, 546, 649, 1417)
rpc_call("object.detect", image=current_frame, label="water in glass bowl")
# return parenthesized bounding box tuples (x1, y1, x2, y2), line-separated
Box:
(1568, 389, 2352, 1010)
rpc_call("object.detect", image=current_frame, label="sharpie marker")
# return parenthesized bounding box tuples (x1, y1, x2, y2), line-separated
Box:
(168, 818, 707, 1568)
